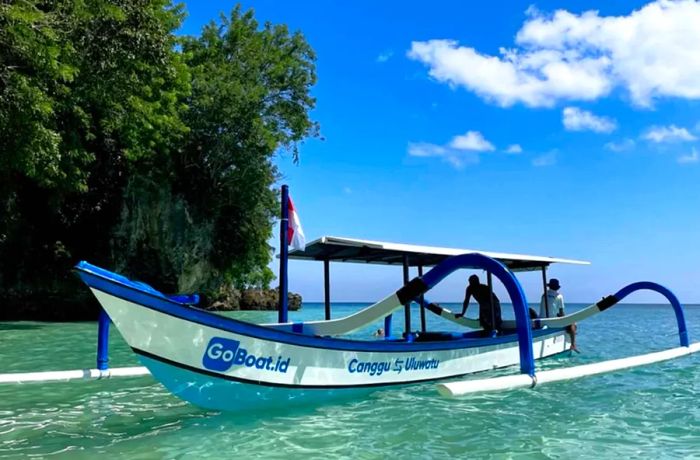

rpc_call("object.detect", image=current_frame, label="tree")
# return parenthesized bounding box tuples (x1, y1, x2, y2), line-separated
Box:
(116, 6, 319, 294)
(0, 0, 189, 317)
(0, 3, 319, 319)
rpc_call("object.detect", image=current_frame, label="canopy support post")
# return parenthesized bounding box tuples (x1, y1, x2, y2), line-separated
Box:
(541, 265, 549, 318)
(403, 255, 411, 335)
(278, 185, 289, 324)
(418, 264, 426, 333)
(383, 257, 393, 337)
(487, 271, 495, 336)
(324, 258, 331, 320)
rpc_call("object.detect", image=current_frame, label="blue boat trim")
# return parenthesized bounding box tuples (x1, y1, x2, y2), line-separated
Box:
(76, 263, 563, 353)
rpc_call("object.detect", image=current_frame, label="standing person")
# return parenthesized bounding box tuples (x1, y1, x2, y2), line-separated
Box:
(455, 274, 502, 335)
(540, 278, 578, 352)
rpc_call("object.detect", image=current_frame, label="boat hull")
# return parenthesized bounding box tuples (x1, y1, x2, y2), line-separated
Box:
(139, 354, 377, 412)
(89, 285, 570, 411)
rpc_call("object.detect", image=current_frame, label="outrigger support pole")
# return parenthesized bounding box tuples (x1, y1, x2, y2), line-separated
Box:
(279, 185, 290, 324)
(419, 253, 536, 376)
(96, 308, 110, 371)
(613, 282, 689, 347)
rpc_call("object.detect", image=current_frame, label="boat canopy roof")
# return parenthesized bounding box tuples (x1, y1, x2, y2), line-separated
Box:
(288, 236, 589, 271)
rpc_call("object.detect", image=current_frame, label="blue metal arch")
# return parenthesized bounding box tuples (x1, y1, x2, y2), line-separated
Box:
(613, 281, 689, 347)
(421, 253, 536, 376)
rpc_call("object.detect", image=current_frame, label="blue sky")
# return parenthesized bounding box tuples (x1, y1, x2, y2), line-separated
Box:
(181, 1, 700, 304)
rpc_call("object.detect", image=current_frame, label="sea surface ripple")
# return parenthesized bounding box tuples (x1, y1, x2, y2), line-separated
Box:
(1, 303, 699, 459)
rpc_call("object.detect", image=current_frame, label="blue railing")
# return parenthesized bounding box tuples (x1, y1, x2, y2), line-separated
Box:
(613, 281, 689, 347)
(419, 253, 536, 376)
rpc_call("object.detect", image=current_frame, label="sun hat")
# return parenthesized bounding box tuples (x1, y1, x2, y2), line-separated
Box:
(547, 278, 561, 290)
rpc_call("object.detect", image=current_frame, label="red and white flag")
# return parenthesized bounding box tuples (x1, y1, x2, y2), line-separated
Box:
(287, 196, 306, 251)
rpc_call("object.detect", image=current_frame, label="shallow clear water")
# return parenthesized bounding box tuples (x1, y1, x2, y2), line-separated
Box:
(1, 303, 699, 459)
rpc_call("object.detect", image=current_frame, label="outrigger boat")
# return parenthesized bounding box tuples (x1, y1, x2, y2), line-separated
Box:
(73, 186, 697, 411)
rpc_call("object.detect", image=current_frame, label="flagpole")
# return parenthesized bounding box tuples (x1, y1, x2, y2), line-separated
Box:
(279, 184, 289, 323)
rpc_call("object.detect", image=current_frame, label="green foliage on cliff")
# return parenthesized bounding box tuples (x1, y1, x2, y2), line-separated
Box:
(0, 2, 317, 318)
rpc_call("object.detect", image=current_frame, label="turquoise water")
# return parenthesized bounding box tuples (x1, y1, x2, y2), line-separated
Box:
(1, 303, 700, 459)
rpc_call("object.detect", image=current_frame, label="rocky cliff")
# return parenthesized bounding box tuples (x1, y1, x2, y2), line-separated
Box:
(207, 287, 302, 312)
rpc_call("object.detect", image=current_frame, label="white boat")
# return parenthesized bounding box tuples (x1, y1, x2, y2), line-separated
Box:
(73, 187, 693, 411)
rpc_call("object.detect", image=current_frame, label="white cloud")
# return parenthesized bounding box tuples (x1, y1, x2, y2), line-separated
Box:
(505, 144, 523, 154)
(408, 142, 471, 168)
(605, 138, 635, 152)
(448, 131, 495, 151)
(562, 107, 616, 133)
(532, 151, 557, 167)
(408, 1, 700, 107)
(445, 154, 479, 169)
(678, 148, 699, 164)
(376, 50, 394, 63)
(408, 39, 610, 107)
(407, 130, 495, 168)
(407, 142, 447, 157)
(642, 125, 697, 143)
(407, 141, 480, 168)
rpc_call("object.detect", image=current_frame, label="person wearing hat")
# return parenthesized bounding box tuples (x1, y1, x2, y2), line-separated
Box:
(456, 274, 502, 335)
(540, 278, 578, 351)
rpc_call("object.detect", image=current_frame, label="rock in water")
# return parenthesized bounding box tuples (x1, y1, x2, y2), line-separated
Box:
(207, 287, 302, 311)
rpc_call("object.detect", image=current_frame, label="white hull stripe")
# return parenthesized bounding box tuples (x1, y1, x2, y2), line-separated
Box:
(84, 280, 561, 353)
(93, 289, 570, 388)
